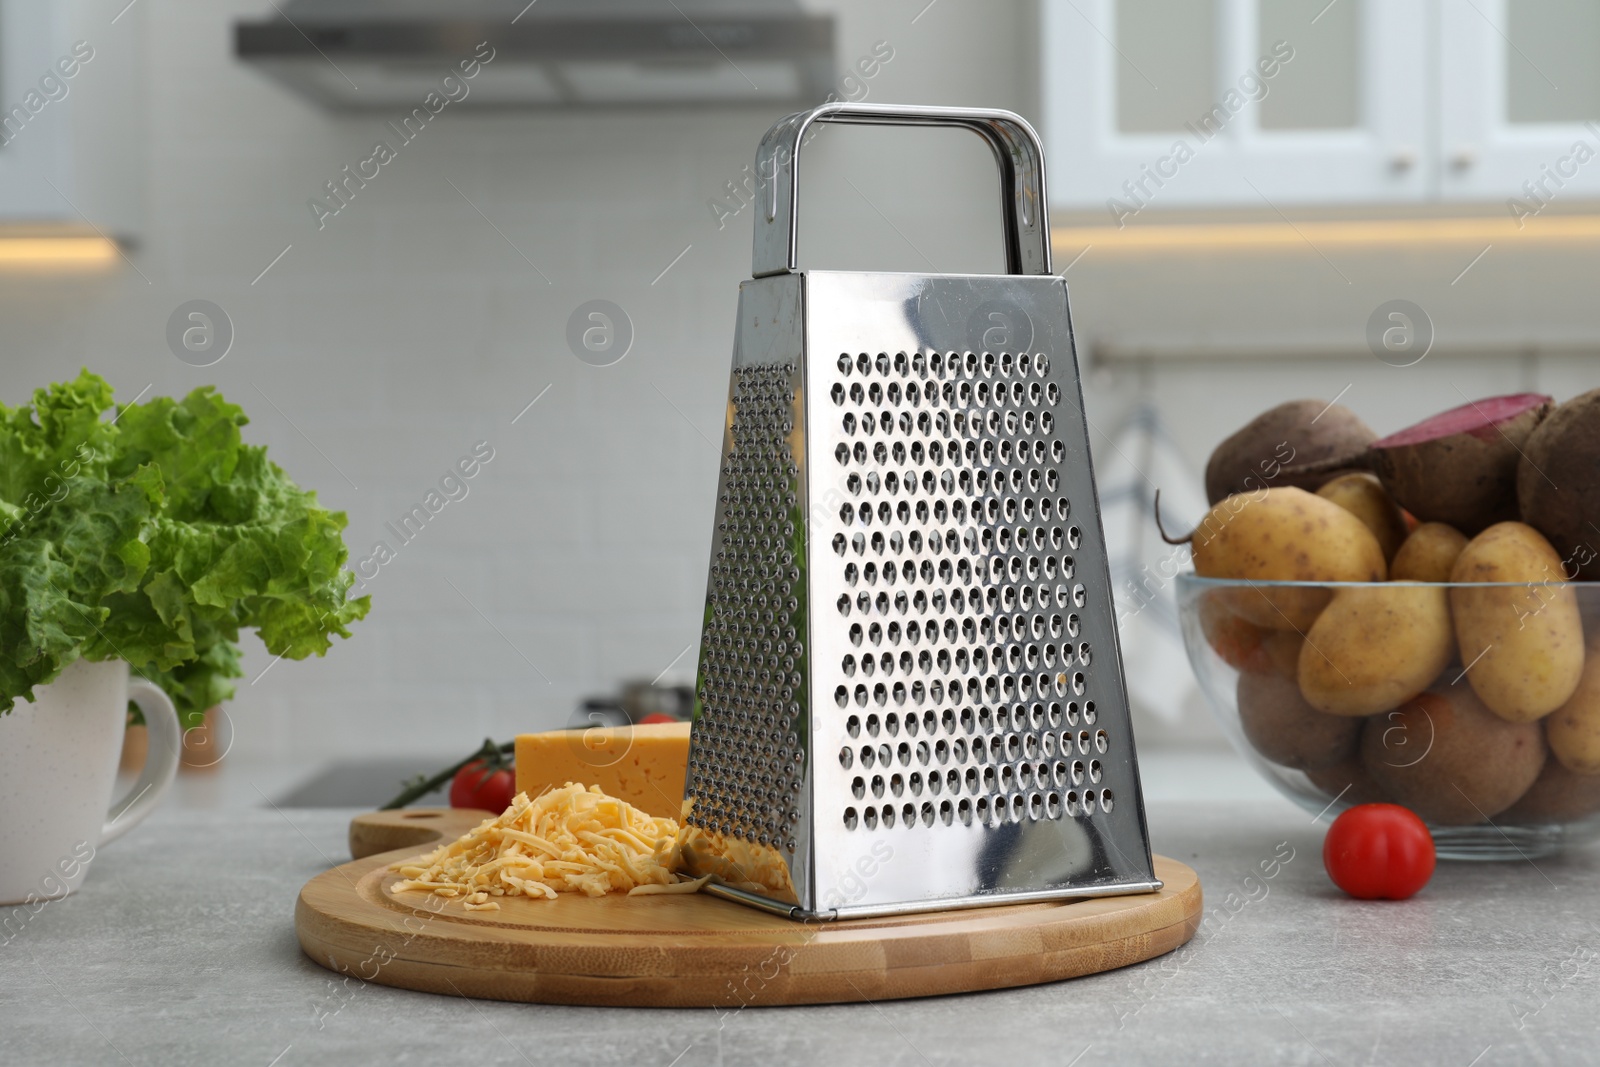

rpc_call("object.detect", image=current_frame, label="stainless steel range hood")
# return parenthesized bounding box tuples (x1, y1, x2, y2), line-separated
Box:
(234, 0, 835, 109)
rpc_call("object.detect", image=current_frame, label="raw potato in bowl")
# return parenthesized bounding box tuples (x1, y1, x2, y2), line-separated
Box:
(1197, 592, 1301, 677)
(1546, 636, 1600, 775)
(1238, 669, 1362, 771)
(1501, 756, 1600, 823)
(1174, 488, 1387, 632)
(1362, 688, 1545, 825)
(1297, 583, 1454, 717)
(1316, 472, 1408, 563)
(1390, 523, 1469, 583)
(1450, 522, 1585, 722)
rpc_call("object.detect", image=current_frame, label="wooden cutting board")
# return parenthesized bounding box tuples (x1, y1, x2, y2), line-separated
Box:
(296, 808, 1202, 1008)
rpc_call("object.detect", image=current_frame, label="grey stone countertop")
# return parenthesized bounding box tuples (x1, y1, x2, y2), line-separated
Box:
(4, 794, 1599, 1067)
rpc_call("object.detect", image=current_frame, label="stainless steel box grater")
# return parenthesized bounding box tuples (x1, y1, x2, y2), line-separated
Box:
(679, 103, 1160, 920)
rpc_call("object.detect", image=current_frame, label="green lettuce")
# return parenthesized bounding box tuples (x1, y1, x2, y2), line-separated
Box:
(0, 370, 369, 725)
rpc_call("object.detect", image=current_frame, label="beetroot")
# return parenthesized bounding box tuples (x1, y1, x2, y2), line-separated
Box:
(1517, 389, 1600, 580)
(1279, 393, 1553, 534)
(1204, 399, 1376, 504)
(1373, 393, 1551, 449)
(1371, 393, 1553, 533)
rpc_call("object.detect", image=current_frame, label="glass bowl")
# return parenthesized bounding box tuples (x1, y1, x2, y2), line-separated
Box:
(1175, 574, 1600, 859)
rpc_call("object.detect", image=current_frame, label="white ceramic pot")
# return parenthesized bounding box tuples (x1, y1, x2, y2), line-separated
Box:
(0, 659, 181, 905)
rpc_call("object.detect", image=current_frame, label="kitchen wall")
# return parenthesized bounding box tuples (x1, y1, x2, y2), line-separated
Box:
(1, 0, 1044, 762)
(4, 0, 1596, 763)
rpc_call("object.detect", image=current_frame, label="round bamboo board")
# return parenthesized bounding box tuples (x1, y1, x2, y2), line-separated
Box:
(296, 808, 1202, 1008)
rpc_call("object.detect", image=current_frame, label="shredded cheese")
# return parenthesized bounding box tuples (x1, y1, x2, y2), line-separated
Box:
(388, 784, 710, 907)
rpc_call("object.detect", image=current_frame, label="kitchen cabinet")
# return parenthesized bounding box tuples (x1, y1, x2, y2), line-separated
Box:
(1440, 0, 1600, 208)
(0, 1, 143, 236)
(1043, 0, 1600, 216)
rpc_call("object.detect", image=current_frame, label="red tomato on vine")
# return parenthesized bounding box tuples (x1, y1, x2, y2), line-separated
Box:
(449, 759, 516, 813)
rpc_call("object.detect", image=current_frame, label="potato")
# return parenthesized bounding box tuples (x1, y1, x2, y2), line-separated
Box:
(1390, 522, 1469, 583)
(1188, 488, 1387, 631)
(1546, 637, 1600, 773)
(1450, 521, 1585, 722)
(1198, 591, 1268, 671)
(1238, 670, 1361, 770)
(1362, 687, 1545, 825)
(1253, 631, 1305, 679)
(1304, 757, 1388, 806)
(1316, 472, 1408, 562)
(1297, 584, 1454, 717)
(1198, 592, 1301, 675)
(1500, 756, 1600, 823)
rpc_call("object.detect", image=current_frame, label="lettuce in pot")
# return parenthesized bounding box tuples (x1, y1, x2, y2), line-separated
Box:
(0, 370, 369, 725)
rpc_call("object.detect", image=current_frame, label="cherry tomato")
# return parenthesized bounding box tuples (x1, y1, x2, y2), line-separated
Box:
(637, 713, 677, 725)
(1323, 803, 1436, 900)
(449, 759, 516, 813)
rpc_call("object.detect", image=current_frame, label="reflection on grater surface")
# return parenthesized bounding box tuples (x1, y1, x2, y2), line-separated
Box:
(680, 103, 1160, 920)
(677, 797, 801, 906)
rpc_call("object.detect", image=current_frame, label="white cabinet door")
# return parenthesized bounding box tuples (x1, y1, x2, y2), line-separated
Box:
(1042, 0, 1431, 217)
(0, 1, 141, 233)
(1439, 0, 1600, 211)
(0, 2, 74, 219)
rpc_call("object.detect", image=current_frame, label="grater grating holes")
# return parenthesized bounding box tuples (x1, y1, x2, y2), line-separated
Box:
(830, 351, 1112, 833)
(690, 362, 807, 854)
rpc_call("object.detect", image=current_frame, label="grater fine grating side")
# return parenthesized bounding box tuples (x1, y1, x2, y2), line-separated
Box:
(679, 103, 1160, 920)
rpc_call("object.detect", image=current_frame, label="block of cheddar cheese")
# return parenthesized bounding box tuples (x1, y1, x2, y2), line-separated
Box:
(514, 722, 691, 821)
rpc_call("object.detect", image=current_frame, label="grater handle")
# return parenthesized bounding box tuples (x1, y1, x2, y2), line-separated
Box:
(751, 102, 1052, 279)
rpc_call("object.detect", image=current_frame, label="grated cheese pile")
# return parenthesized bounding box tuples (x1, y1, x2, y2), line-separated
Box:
(388, 784, 709, 911)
